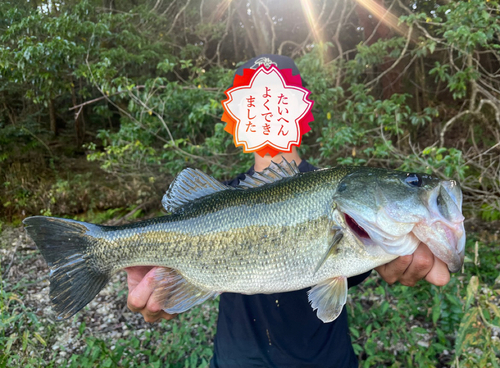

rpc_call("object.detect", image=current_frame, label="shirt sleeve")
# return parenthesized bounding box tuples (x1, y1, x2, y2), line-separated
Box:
(348, 270, 371, 288)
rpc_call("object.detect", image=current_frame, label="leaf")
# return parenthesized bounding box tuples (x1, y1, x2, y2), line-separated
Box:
(465, 276, 479, 310)
(429, 41, 436, 54)
(454, 307, 479, 354)
(432, 305, 441, 325)
(412, 327, 428, 334)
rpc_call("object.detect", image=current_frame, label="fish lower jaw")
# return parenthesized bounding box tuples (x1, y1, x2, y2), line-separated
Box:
(412, 221, 466, 272)
(417, 220, 464, 252)
(343, 212, 419, 257)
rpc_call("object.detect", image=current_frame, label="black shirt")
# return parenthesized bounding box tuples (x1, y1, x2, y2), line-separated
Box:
(211, 160, 369, 367)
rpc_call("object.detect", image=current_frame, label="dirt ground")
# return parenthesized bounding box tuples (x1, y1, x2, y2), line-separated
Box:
(1, 225, 193, 365)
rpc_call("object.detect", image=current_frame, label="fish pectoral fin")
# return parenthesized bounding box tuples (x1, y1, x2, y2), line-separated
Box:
(152, 267, 219, 314)
(313, 226, 344, 275)
(308, 276, 347, 323)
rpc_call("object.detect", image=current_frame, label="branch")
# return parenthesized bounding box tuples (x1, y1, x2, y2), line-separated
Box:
(332, 0, 348, 87)
(440, 99, 500, 146)
(166, 0, 191, 35)
(358, 0, 398, 46)
(366, 24, 413, 87)
(159, 0, 177, 17)
(290, 0, 335, 58)
(258, 0, 276, 54)
(214, 1, 234, 66)
(277, 40, 300, 55)
(463, 141, 500, 167)
(439, 110, 471, 147)
(68, 85, 219, 111)
(235, 1, 259, 55)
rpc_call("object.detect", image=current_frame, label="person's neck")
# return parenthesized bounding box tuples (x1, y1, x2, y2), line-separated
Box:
(253, 148, 302, 172)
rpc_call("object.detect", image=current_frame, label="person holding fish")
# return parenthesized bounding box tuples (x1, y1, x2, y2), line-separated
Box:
(123, 55, 458, 367)
(24, 53, 464, 367)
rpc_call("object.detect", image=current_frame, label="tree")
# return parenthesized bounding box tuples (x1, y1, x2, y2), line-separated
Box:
(0, 0, 499, 221)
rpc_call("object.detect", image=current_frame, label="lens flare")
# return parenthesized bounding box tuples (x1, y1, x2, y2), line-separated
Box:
(354, 0, 416, 41)
(300, 0, 322, 45)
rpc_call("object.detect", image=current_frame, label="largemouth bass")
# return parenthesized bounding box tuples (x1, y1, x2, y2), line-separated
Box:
(23, 160, 465, 323)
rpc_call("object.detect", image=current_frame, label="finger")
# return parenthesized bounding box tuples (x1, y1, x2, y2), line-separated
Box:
(375, 255, 413, 285)
(143, 271, 177, 322)
(142, 287, 169, 323)
(143, 310, 177, 323)
(127, 268, 157, 312)
(125, 266, 154, 291)
(424, 257, 450, 286)
(142, 293, 177, 323)
(399, 244, 435, 287)
(126, 268, 178, 322)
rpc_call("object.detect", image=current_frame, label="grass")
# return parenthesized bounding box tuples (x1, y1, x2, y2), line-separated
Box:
(0, 227, 499, 367)
(348, 234, 500, 367)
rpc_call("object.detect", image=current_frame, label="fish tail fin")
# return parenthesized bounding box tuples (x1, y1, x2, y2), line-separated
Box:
(23, 216, 111, 320)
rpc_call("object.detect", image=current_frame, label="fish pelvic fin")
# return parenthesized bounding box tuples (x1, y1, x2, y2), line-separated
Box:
(23, 216, 110, 320)
(153, 267, 219, 314)
(308, 276, 347, 323)
(162, 169, 232, 213)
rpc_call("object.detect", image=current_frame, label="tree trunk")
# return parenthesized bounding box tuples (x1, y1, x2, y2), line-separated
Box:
(72, 80, 84, 145)
(235, 0, 273, 56)
(355, 0, 403, 98)
(49, 98, 57, 136)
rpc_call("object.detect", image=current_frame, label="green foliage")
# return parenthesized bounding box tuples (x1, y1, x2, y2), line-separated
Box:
(2, 0, 500, 219)
(479, 203, 500, 222)
(2, 232, 499, 367)
(400, 147, 467, 181)
(0, 250, 55, 367)
(59, 302, 217, 367)
(0, 0, 500, 365)
(349, 237, 500, 367)
(453, 274, 500, 367)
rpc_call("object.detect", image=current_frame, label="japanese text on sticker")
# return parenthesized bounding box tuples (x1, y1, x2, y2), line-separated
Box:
(222, 65, 313, 156)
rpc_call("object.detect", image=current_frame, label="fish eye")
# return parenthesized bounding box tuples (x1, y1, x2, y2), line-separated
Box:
(405, 173, 422, 187)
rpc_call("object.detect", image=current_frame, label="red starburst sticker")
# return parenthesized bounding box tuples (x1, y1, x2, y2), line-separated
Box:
(222, 65, 314, 157)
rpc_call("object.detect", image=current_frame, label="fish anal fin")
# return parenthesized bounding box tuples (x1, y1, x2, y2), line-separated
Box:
(152, 267, 219, 314)
(308, 276, 347, 323)
(313, 226, 344, 275)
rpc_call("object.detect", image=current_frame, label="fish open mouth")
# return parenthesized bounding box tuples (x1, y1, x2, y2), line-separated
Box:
(344, 214, 370, 240)
(341, 208, 422, 257)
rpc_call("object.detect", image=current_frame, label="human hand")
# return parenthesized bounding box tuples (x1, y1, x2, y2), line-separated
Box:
(125, 266, 176, 323)
(375, 243, 451, 287)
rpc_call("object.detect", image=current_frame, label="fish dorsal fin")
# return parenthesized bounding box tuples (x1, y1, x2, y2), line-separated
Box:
(238, 158, 300, 189)
(162, 168, 232, 212)
(308, 276, 348, 323)
(153, 267, 219, 314)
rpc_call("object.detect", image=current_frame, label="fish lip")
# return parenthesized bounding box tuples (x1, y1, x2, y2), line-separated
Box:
(448, 255, 464, 273)
(413, 181, 466, 272)
(413, 221, 465, 273)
